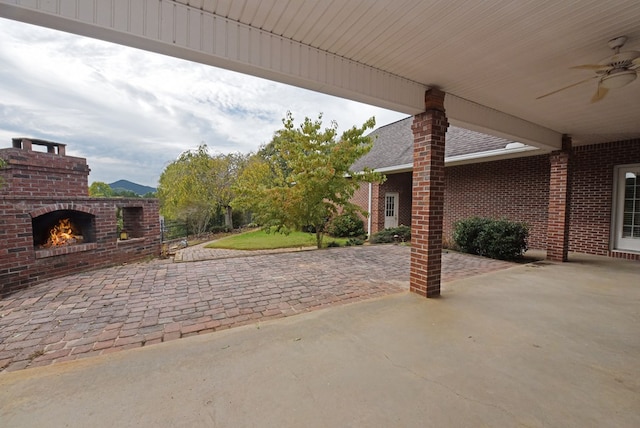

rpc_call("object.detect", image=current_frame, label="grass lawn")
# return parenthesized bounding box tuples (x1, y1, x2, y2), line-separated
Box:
(205, 229, 350, 250)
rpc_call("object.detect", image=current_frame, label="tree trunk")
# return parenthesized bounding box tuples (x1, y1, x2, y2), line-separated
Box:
(315, 228, 323, 249)
(224, 206, 233, 229)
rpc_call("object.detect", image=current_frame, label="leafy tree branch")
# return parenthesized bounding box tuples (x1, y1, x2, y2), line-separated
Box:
(233, 112, 384, 248)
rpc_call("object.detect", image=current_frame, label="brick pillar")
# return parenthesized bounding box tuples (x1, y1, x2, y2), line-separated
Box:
(370, 182, 382, 234)
(410, 89, 448, 297)
(547, 135, 572, 262)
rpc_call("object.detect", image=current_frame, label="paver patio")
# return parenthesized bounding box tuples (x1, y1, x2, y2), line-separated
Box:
(0, 245, 515, 373)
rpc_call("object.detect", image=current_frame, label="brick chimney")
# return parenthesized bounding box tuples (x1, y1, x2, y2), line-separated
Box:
(0, 138, 91, 197)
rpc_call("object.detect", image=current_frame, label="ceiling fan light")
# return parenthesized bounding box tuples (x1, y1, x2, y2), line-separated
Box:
(600, 69, 637, 89)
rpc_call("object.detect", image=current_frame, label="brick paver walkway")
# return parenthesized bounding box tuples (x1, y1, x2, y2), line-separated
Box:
(173, 241, 315, 262)
(0, 245, 515, 373)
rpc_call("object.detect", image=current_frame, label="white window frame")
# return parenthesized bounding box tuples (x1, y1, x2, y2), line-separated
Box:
(612, 163, 640, 253)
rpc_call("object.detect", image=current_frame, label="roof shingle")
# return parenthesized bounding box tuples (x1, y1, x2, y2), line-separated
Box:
(352, 116, 518, 171)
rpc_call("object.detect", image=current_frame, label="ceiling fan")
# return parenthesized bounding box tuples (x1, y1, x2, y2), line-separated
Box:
(537, 36, 640, 103)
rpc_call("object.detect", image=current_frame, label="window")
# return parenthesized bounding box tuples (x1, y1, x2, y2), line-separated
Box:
(613, 164, 640, 252)
(385, 195, 395, 217)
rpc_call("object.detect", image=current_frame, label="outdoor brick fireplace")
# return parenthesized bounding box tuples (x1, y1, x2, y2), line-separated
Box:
(0, 138, 161, 296)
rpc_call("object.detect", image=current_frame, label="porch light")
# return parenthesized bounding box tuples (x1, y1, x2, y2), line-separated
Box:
(600, 69, 637, 89)
(120, 230, 128, 240)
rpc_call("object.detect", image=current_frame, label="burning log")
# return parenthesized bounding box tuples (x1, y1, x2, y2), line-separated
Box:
(42, 218, 84, 248)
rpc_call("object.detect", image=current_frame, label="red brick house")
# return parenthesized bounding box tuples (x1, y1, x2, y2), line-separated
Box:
(352, 117, 640, 260)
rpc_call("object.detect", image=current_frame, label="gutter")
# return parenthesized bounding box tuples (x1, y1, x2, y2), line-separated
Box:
(367, 182, 372, 236)
(444, 144, 541, 166)
(369, 144, 542, 174)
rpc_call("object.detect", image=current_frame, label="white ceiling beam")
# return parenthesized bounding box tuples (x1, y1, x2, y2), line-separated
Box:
(445, 94, 562, 151)
(0, 0, 562, 150)
(0, 0, 425, 114)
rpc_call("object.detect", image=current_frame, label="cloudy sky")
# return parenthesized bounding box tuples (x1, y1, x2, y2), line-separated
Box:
(0, 17, 406, 187)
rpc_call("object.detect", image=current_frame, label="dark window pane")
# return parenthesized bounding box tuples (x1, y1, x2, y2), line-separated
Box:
(625, 199, 634, 211)
(623, 212, 633, 225)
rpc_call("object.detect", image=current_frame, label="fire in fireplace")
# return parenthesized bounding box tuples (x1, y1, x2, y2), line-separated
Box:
(32, 210, 96, 249)
(42, 218, 83, 248)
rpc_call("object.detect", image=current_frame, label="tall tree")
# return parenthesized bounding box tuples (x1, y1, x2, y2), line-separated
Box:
(212, 152, 249, 229)
(233, 112, 383, 248)
(158, 145, 217, 235)
(157, 145, 248, 235)
(88, 181, 114, 197)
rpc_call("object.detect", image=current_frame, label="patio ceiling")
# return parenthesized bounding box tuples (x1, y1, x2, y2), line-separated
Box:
(1, 0, 639, 149)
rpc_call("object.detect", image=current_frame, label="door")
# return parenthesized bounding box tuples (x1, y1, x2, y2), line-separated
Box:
(614, 165, 640, 252)
(384, 192, 399, 229)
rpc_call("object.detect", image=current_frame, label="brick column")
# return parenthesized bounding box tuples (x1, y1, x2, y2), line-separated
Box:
(410, 89, 448, 297)
(370, 182, 382, 234)
(547, 135, 572, 262)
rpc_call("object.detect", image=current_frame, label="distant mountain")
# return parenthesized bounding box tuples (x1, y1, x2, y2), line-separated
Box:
(108, 180, 157, 196)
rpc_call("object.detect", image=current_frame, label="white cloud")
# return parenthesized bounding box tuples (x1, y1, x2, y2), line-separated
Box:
(0, 17, 406, 187)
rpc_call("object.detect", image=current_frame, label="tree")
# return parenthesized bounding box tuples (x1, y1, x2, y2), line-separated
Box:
(157, 145, 216, 236)
(232, 112, 383, 248)
(157, 145, 248, 235)
(212, 152, 249, 229)
(88, 181, 114, 197)
(89, 182, 148, 198)
(112, 189, 140, 198)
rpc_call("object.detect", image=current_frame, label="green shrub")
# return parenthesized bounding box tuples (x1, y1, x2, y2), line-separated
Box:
(346, 237, 365, 246)
(451, 217, 493, 254)
(370, 225, 411, 244)
(326, 241, 342, 248)
(453, 217, 528, 260)
(301, 224, 318, 233)
(327, 212, 365, 238)
(210, 225, 231, 234)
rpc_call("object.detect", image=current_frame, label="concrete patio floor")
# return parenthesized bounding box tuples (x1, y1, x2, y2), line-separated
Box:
(1, 252, 638, 427)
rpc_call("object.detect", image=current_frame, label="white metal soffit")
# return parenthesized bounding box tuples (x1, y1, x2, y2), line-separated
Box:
(2, 1, 640, 149)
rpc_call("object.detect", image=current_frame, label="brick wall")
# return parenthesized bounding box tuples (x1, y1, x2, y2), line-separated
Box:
(351, 181, 370, 231)
(350, 139, 640, 260)
(444, 155, 550, 250)
(356, 157, 549, 245)
(353, 172, 413, 234)
(375, 172, 412, 233)
(570, 139, 640, 257)
(0, 147, 90, 198)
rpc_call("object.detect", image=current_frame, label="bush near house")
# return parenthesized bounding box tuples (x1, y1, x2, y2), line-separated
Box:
(370, 225, 411, 244)
(453, 217, 529, 261)
(326, 212, 366, 238)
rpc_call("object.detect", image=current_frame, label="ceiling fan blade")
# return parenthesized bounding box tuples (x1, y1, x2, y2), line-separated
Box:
(591, 81, 609, 103)
(570, 64, 611, 71)
(536, 76, 597, 100)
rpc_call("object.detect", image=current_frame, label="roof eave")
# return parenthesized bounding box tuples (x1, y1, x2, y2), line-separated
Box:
(367, 145, 544, 174)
